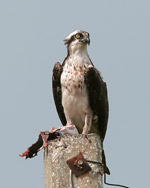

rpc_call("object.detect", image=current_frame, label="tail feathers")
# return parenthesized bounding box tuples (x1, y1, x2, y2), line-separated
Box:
(102, 149, 110, 175)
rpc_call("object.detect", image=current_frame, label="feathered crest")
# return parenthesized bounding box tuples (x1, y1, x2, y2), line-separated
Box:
(64, 30, 81, 45)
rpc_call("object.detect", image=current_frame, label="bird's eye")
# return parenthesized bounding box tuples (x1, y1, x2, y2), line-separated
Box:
(75, 33, 81, 39)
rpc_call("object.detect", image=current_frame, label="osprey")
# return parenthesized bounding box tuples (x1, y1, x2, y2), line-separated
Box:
(52, 30, 109, 174)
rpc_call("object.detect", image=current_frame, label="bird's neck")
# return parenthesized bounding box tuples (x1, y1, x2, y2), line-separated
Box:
(68, 44, 88, 57)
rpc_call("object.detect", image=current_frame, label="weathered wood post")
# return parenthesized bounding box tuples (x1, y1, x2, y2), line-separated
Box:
(44, 133, 103, 188)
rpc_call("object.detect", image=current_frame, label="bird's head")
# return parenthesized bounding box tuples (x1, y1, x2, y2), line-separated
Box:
(64, 30, 90, 54)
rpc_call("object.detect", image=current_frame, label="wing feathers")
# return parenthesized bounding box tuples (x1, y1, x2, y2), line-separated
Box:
(52, 62, 66, 125)
(85, 66, 109, 142)
(52, 63, 108, 142)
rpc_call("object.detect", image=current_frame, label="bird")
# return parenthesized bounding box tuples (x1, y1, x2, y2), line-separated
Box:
(52, 30, 110, 174)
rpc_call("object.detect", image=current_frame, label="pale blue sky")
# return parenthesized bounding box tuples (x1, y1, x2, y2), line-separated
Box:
(0, 0, 150, 187)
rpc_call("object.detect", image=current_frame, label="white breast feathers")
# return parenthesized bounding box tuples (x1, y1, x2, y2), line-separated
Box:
(61, 54, 93, 130)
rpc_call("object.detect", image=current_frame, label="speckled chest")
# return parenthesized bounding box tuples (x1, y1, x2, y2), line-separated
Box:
(61, 57, 91, 93)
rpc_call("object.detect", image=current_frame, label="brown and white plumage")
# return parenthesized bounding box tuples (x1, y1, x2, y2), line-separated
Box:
(52, 30, 109, 174)
(52, 30, 108, 141)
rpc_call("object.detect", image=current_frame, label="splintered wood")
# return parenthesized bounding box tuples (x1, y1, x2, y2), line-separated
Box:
(44, 133, 103, 188)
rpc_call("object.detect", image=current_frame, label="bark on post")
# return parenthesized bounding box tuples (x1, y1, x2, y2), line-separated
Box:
(44, 133, 103, 188)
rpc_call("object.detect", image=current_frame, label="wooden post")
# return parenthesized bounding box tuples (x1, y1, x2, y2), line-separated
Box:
(44, 133, 103, 188)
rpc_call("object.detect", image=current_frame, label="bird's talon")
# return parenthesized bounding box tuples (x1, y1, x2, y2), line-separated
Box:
(82, 134, 92, 143)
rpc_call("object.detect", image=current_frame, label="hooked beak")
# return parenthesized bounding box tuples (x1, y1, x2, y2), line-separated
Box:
(81, 36, 90, 45)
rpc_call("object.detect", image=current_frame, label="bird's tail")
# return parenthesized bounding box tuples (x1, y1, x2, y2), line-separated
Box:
(102, 149, 110, 175)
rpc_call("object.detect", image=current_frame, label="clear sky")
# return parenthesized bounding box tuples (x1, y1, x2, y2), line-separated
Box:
(0, 0, 149, 187)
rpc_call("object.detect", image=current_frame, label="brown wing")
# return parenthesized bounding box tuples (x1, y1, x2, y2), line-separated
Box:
(85, 66, 109, 142)
(52, 62, 66, 125)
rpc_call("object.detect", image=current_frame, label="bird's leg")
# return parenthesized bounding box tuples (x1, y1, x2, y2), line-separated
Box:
(82, 114, 92, 135)
(66, 118, 75, 127)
